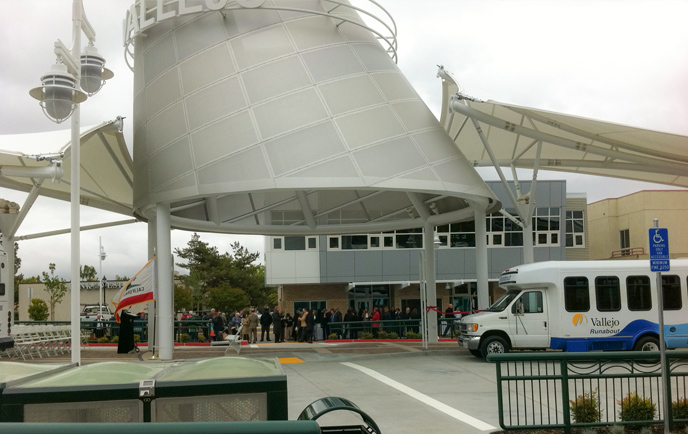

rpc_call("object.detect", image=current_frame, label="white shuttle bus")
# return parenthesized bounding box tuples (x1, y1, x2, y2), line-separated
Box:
(458, 259, 688, 360)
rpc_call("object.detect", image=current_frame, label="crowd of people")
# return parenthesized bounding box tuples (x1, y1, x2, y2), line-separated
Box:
(176, 305, 438, 343)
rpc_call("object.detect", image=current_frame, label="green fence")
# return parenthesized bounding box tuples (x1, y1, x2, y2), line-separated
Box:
(488, 351, 688, 434)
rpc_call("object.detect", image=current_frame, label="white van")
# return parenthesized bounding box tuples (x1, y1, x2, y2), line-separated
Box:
(458, 259, 688, 360)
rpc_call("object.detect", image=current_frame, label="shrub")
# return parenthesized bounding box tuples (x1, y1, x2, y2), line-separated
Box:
(570, 391, 601, 423)
(198, 334, 206, 343)
(180, 333, 190, 343)
(133, 334, 140, 343)
(387, 332, 399, 339)
(361, 332, 373, 340)
(377, 331, 390, 339)
(453, 329, 461, 338)
(97, 336, 110, 344)
(617, 392, 656, 421)
(406, 332, 422, 339)
(328, 333, 338, 340)
(673, 398, 688, 420)
(110, 336, 119, 343)
(27, 299, 49, 321)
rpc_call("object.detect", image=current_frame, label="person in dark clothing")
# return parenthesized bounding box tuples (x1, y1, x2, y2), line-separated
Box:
(271, 306, 283, 343)
(212, 311, 225, 341)
(343, 309, 353, 339)
(410, 308, 421, 333)
(260, 307, 272, 341)
(305, 309, 316, 343)
(443, 304, 454, 336)
(285, 313, 294, 341)
(117, 310, 139, 354)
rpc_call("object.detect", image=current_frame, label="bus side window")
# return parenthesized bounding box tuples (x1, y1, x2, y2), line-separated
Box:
(564, 276, 589, 312)
(512, 292, 543, 314)
(662, 275, 682, 310)
(627, 275, 651, 311)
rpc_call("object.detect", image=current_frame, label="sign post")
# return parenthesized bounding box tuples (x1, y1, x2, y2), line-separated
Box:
(649, 219, 670, 434)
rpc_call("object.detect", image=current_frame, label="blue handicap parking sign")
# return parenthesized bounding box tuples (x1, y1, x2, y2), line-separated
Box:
(649, 228, 670, 272)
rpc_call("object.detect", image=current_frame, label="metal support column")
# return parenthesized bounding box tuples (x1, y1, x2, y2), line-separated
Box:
(156, 203, 173, 360)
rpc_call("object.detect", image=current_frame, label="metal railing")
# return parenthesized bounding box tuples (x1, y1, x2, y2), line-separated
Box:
(489, 351, 688, 434)
(611, 247, 645, 258)
(17, 318, 461, 344)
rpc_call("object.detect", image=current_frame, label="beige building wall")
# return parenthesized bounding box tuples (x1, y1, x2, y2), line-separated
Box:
(18, 281, 128, 321)
(587, 190, 688, 260)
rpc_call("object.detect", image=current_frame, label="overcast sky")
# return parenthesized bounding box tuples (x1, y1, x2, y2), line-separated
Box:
(1, 0, 687, 280)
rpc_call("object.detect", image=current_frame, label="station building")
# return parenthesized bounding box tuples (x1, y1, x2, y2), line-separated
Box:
(266, 180, 590, 316)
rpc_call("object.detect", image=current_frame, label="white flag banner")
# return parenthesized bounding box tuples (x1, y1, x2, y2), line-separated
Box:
(111, 256, 156, 322)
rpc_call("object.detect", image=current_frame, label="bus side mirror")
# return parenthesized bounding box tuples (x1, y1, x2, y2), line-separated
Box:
(514, 300, 524, 316)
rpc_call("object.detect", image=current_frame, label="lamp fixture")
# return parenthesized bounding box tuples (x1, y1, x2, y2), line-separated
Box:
(80, 43, 114, 96)
(29, 63, 87, 123)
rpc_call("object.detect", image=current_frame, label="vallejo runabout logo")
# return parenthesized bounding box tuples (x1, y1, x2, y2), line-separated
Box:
(572, 314, 588, 326)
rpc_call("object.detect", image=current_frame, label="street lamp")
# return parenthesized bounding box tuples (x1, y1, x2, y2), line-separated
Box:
(28, 0, 112, 365)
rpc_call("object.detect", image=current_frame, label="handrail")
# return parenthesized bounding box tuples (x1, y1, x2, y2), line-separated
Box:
(611, 247, 645, 258)
(124, 0, 398, 72)
(488, 351, 688, 434)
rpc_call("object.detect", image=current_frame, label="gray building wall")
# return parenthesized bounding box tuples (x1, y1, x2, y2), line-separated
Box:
(317, 180, 568, 283)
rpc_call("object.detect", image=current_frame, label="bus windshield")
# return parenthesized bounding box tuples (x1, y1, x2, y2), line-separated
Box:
(486, 289, 521, 312)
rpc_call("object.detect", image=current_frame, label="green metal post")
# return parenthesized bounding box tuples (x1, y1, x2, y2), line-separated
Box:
(560, 359, 571, 434)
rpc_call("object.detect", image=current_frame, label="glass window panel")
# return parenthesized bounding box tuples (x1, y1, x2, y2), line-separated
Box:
(573, 211, 583, 218)
(491, 217, 504, 232)
(551, 233, 558, 244)
(329, 237, 339, 249)
(436, 224, 449, 233)
(273, 238, 282, 249)
(549, 217, 559, 231)
(573, 220, 584, 233)
(450, 233, 475, 247)
(370, 236, 380, 248)
(536, 217, 549, 231)
(396, 234, 422, 248)
(662, 275, 682, 310)
(564, 276, 590, 312)
(285, 236, 305, 250)
(566, 211, 572, 218)
(595, 276, 621, 311)
(308, 237, 317, 249)
(439, 235, 448, 247)
(627, 276, 651, 311)
(566, 220, 573, 233)
(342, 235, 368, 250)
(451, 221, 474, 233)
(538, 233, 548, 244)
(492, 234, 502, 245)
(383, 236, 394, 247)
(566, 234, 574, 247)
(505, 232, 523, 246)
(575, 235, 583, 245)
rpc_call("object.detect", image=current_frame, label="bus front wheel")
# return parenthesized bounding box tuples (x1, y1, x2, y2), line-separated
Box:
(480, 336, 509, 360)
(633, 336, 659, 351)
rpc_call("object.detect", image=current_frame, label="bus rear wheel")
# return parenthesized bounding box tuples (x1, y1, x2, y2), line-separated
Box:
(480, 336, 509, 360)
(633, 336, 659, 351)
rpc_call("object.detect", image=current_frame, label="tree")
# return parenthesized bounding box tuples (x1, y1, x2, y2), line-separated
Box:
(174, 284, 193, 312)
(27, 298, 49, 321)
(174, 235, 274, 308)
(42, 263, 68, 320)
(208, 283, 250, 314)
(80, 264, 97, 281)
(115, 274, 130, 281)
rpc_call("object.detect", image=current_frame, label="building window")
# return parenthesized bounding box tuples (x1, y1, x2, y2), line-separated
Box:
(307, 237, 317, 250)
(341, 235, 369, 250)
(328, 236, 340, 250)
(293, 300, 326, 316)
(662, 275, 682, 310)
(532, 207, 560, 246)
(284, 236, 306, 251)
(565, 210, 585, 247)
(627, 275, 651, 311)
(396, 228, 423, 249)
(564, 276, 589, 312)
(595, 276, 620, 312)
(273, 237, 282, 250)
(620, 229, 630, 255)
(437, 221, 476, 248)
